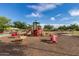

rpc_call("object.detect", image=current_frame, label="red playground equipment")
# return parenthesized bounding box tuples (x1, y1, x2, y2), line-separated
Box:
(50, 34, 58, 43)
(32, 20, 43, 36)
(11, 32, 18, 37)
(32, 27, 43, 36)
(26, 20, 43, 36)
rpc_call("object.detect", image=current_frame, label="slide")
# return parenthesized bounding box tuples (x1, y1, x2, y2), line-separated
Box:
(26, 29, 32, 36)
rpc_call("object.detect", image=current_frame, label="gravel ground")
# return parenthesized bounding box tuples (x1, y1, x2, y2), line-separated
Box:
(0, 34, 79, 56)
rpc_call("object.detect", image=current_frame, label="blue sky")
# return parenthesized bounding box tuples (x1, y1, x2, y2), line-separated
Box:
(0, 3, 79, 27)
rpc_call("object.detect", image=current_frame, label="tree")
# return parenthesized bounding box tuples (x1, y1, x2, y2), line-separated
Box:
(44, 25, 54, 31)
(68, 24, 79, 31)
(57, 24, 79, 31)
(0, 16, 11, 31)
(13, 21, 27, 29)
(27, 24, 32, 29)
(58, 25, 67, 31)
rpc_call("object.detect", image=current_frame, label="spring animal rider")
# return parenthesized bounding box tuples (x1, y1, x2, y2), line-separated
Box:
(50, 33, 58, 43)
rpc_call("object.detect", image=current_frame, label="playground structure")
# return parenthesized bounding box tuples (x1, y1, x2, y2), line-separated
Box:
(26, 20, 43, 36)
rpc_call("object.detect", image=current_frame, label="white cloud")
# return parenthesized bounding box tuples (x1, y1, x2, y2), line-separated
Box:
(69, 9, 79, 16)
(40, 21, 79, 28)
(55, 14, 62, 17)
(50, 17, 55, 21)
(61, 17, 70, 21)
(40, 23, 70, 28)
(26, 12, 42, 17)
(50, 15, 70, 21)
(50, 24, 69, 28)
(72, 21, 79, 25)
(26, 4, 63, 19)
(27, 3, 62, 12)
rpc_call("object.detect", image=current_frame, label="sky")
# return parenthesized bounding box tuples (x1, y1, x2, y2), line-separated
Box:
(0, 3, 79, 27)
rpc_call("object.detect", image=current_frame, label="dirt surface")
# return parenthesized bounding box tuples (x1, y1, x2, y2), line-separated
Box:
(0, 34, 79, 56)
